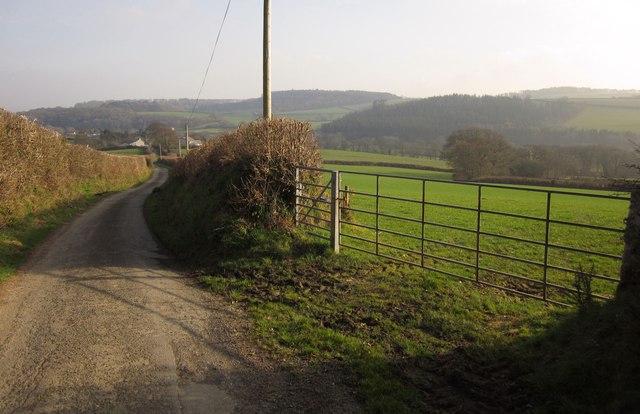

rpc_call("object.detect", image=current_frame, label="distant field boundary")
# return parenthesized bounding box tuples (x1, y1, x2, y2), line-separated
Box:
(321, 161, 631, 190)
(323, 160, 453, 172)
(473, 175, 631, 191)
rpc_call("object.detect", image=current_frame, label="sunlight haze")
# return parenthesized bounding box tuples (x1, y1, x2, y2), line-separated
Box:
(1, 0, 639, 111)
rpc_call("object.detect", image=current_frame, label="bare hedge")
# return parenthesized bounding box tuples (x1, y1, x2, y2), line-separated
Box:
(173, 118, 322, 226)
(0, 108, 149, 225)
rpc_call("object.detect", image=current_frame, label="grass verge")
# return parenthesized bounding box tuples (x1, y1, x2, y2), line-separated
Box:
(0, 173, 151, 282)
(192, 238, 640, 412)
(185, 232, 566, 412)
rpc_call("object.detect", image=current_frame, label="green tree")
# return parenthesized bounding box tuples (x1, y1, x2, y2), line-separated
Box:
(442, 128, 514, 180)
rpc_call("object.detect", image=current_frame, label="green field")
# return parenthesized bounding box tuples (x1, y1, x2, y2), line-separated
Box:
(194, 100, 409, 133)
(564, 97, 640, 133)
(278, 99, 408, 129)
(304, 164, 629, 303)
(220, 112, 260, 124)
(324, 164, 452, 180)
(190, 112, 258, 134)
(138, 111, 211, 119)
(277, 103, 368, 128)
(321, 149, 449, 169)
(105, 147, 148, 155)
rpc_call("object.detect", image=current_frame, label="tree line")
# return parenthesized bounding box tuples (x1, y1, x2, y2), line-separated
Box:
(442, 128, 637, 181)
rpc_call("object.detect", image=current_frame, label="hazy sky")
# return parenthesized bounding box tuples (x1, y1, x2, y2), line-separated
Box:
(1, 0, 639, 111)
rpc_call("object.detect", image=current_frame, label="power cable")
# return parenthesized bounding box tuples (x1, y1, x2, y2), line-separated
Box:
(189, 0, 233, 122)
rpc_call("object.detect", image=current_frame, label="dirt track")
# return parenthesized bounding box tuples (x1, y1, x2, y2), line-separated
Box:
(0, 168, 360, 413)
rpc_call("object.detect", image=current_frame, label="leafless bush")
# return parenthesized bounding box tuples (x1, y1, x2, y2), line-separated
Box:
(0, 108, 148, 226)
(571, 264, 595, 311)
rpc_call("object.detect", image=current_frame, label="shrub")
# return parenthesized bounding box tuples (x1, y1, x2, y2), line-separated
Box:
(0, 108, 149, 226)
(175, 118, 321, 225)
(145, 118, 322, 263)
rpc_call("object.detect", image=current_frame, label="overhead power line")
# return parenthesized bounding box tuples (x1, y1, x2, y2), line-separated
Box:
(189, 0, 233, 122)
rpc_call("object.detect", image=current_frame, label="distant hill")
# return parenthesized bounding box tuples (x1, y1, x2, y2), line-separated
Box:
(510, 86, 640, 99)
(20, 90, 400, 133)
(322, 94, 581, 139)
(319, 94, 640, 155)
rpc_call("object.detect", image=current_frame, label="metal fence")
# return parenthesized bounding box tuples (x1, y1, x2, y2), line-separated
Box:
(294, 165, 631, 306)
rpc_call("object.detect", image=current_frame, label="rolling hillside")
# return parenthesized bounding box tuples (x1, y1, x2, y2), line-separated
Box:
(18, 87, 640, 151)
(319, 93, 640, 153)
(20, 90, 402, 135)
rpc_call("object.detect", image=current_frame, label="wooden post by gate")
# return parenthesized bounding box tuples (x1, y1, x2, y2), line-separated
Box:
(330, 170, 340, 253)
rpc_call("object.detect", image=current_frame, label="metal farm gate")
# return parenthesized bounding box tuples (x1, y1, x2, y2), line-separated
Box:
(294, 166, 630, 306)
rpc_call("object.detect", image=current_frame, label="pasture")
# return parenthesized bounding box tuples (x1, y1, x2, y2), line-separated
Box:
(138, 111, 212, 119)
(564, 97, 640, 133)
(308, 164, 629, 304)
(105, 147, 148, 155)
(321, 149, 448, 169)
(174, 100, 405, 134)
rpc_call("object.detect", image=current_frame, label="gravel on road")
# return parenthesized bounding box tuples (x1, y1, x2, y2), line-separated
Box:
(0, 168, 360, 413)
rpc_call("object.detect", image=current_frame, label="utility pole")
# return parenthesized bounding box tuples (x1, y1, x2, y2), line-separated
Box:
(179, 124, 184, 157)
(186, 123, 190, 153)
(263, 0, 272, 119)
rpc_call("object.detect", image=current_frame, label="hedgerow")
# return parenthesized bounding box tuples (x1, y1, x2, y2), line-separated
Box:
(145, 118, 322, 263)
(0, 108, 149, 226)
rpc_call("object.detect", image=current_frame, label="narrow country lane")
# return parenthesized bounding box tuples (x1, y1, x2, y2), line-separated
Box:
(0, 169, 360, 414)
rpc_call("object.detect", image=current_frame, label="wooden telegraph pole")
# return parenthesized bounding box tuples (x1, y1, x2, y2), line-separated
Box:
(263, 0, 272, 119)
(186, 123, 190, 153)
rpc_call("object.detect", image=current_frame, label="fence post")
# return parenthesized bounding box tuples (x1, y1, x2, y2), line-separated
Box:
(330, 170, 341, 253)
(421, 179, 426, 268)
(475, 185, 482, 282)
(294, 167, 301, 226)
(542, 192, 552, 301)
(376, 175, 380, 255)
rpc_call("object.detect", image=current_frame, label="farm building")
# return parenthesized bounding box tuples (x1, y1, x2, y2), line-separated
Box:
(127, 138, 146, 147)
(181, 136, 203, 147)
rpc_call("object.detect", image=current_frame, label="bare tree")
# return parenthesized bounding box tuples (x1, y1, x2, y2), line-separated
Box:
(145, 123, 177, 154)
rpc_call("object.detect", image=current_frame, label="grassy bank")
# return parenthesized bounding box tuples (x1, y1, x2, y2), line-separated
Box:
(198, 244, 640, 412)
(0, 108, 151, 281)
(198, 244, 563, 412)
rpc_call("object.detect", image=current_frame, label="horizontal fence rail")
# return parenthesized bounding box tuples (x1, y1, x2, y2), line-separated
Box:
(295, 166, 631, 306)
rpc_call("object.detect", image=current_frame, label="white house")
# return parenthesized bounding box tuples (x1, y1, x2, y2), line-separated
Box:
(181, 136, 204, 148)
(128, 138, 146, 147)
